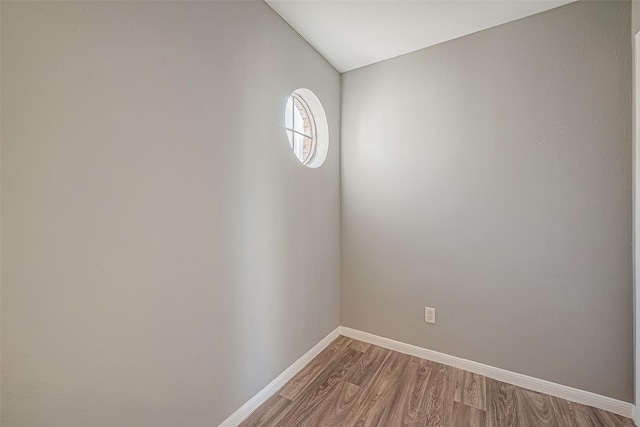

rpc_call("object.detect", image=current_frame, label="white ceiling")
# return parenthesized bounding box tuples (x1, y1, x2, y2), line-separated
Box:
(265, 0, 575, 73)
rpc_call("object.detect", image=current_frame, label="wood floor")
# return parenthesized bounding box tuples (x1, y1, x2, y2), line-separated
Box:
(239, 336, 635, 427)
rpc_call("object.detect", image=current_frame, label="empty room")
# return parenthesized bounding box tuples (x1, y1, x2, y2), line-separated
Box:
(1, 0, 636, 426)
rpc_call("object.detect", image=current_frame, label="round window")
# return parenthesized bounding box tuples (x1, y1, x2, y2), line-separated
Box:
(284, 89, 328, 168)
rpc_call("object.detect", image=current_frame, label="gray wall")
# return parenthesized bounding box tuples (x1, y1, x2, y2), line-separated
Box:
(633, 0, 640, 36)
(633, 0, 639, 416)
(1, 2, 341, 426)
(341, 0, 632, 402)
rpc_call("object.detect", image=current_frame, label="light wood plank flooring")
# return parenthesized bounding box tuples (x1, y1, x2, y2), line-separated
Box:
(240, 336, 635, 427)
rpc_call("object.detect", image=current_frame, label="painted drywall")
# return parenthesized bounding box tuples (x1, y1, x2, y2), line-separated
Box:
(634, 30, 639, 423)
(265, 0, 574, 73)
(634, 1, 640, 420)
(341, 0, 632, 402)
(1, 2, 340, 426)
(634, 0, 640, 37)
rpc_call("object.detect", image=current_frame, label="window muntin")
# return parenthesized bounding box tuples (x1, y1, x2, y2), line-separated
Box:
(285, 93, 316, 165)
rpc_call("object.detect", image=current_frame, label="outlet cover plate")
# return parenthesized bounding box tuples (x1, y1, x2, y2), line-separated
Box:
(425, 307, 436, 324)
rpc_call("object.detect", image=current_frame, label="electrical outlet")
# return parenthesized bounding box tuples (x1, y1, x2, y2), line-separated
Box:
(425, 307, 436, 324)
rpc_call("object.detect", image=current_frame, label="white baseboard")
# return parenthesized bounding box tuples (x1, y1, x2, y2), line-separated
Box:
(339, 326, 635, 419)
(218, 327, 341, 427)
